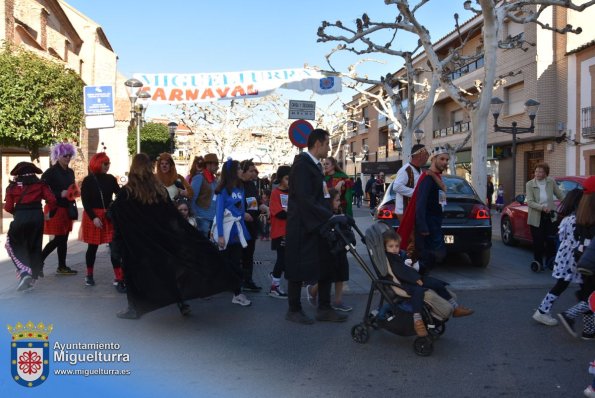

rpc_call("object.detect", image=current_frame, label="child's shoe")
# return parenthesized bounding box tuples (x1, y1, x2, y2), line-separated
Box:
(414, 319, 428, 337)
(17, 274, 33, 291)
(584, 385, 595, 398)
(453, 305, 474, 317)
(268, 285, 287, 299)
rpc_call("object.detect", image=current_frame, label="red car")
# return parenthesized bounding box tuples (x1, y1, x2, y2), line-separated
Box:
(500, 176, 588, 246)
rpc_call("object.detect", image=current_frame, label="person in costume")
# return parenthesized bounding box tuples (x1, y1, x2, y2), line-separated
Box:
(191, 153, 219, 238)
(155, 152, 193, 202)
(214, 158, 252, 306)
(557, 176, 595, 340)
(111, 153, 241, 319)
(41, 142, 79, 275)
(4, 162, 57, 291)
(323, 156, 354, 217)
(397, 146, 449, 274)
(186, 155, 204, 183)
(285, 128, 348, 324)
(239, 159, 262, 293)
(392, 144, 429, 221)
(80, 152, 124, 291)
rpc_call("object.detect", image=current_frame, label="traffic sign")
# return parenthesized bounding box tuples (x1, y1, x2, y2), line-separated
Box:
(84, 85, 114, 115)
(85, 114, 115, 129)
(288, 100, 316, 120)
(288, 119, 313, 148)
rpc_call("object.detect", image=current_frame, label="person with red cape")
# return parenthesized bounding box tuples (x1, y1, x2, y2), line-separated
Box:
(111, 153, 240, 319)
(397, 146, 473, 317)
(398, 147, 448, 272)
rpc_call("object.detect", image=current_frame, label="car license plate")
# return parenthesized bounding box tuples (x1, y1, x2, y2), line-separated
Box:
(444, 235, 454, 244)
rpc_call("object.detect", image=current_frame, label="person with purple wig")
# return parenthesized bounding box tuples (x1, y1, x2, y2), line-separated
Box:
(41, 142, 79, 275)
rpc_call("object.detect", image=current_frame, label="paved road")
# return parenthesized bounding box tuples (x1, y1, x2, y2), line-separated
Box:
(0, 208, 591, 397)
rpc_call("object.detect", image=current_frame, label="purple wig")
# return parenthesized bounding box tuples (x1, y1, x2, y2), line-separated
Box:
(50, 143, 77, 164)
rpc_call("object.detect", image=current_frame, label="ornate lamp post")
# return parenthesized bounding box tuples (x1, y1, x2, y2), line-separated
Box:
(491, 97, 540, 198)
(124, 78, 151, 154)
(413, 128, 425, 145)
(390, 128, 402, 153)
(167, 122, 178, 154)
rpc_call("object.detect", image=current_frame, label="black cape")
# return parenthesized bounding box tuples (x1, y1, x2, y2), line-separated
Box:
(111, 189, 240, 315)
(285, 152, 333, 281)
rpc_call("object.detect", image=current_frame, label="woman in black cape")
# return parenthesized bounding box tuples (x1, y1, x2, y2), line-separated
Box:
(111, 153, 240, 319)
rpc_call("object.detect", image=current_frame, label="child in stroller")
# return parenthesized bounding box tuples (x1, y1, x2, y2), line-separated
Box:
(339, 221, 473, 356)
(383, 229, 474, 338)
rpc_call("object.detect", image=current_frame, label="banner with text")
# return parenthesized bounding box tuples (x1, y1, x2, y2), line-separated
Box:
(132, 69, 341, 103)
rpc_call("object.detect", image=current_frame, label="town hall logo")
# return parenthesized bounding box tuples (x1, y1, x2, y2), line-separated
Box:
(7, 321, 52, 387)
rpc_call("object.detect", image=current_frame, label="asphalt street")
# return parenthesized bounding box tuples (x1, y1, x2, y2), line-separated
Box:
(0, 206, 591, 397)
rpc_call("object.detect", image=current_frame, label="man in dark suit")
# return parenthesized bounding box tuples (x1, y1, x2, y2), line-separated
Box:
(285, 129, 348, 324)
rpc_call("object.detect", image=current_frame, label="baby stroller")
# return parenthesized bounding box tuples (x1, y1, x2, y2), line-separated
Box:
(324, 219, 452, 356)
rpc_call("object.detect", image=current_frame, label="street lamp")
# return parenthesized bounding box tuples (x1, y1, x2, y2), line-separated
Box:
(167, 122, 178, 154)
(491, 97, 540, 198)
(124, 78, 151, 154)
(390, 128, 402, 152)
(413, 129, 425, 144)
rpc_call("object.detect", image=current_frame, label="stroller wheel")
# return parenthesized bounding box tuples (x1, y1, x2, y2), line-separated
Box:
(428, 320, 446, 339)
(530, 261, 541, 273)
(413, 337, 433, 356)
(351, 324, 370, 344)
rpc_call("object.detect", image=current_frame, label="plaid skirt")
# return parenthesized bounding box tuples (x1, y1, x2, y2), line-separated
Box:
(80, 208, 114, 245)
(44, 206, 73, 236)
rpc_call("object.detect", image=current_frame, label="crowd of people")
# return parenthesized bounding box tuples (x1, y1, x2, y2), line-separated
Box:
(4, 135, 595, 395)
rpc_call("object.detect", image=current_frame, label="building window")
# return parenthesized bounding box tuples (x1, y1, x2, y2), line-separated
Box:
(505, 82, 525, 115)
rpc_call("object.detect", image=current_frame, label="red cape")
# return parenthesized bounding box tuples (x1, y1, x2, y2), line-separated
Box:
(396, 172, 442, 250)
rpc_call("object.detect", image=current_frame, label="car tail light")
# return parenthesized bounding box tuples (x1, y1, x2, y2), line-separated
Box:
(470, 204, 491, 220)
(377, 207, 395, 219)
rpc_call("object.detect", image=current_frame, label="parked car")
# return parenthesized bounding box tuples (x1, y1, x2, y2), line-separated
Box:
(374, 175, 492, 267)
(500, 176, 588, 246)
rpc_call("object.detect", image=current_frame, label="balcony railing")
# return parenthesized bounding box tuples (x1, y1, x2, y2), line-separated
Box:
(582, 106, 595, 138)
(449, 55, 484, 81)
(433, 121, 470, 138)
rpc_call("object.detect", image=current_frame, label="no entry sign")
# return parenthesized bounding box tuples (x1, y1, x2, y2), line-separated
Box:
(288, 119, 313, 148)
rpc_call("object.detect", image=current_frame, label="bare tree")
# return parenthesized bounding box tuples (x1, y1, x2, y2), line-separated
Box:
(314, 28, 442, 160)
(315, 0, 593, 200)
(177, 94, 290, 162)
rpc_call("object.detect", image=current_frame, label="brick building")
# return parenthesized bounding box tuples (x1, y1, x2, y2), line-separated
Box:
(0, 0, 131, 192)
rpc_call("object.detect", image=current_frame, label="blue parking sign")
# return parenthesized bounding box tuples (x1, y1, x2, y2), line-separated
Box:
(84, 86, 114, 115)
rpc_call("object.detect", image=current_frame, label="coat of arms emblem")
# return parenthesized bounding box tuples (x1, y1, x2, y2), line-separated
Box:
(7, 321, 52, 387)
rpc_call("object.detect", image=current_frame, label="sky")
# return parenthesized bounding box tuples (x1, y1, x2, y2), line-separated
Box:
(62, 0, 474, 118)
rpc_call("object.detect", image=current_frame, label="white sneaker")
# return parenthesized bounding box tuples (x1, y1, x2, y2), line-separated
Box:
(232, 293, 251, 307)
(584, 385, 595, 398)
(532, 310, 558, 326)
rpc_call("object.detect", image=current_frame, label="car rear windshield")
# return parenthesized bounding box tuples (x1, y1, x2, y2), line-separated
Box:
(443, 177, 475, 195)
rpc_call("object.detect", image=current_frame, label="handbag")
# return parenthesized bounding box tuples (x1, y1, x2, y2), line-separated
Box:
(67, 201, 78, 220)
(92, 174, 112, 220)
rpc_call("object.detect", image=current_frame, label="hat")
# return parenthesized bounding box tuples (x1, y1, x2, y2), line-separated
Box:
(275, 165, 291, 184)
(10, 162, 43, 176)
(411, 144, 426, 156)
(430, 146, 449, 160)
(203, 153, 218, 164)
(584, 176, 595, 195)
